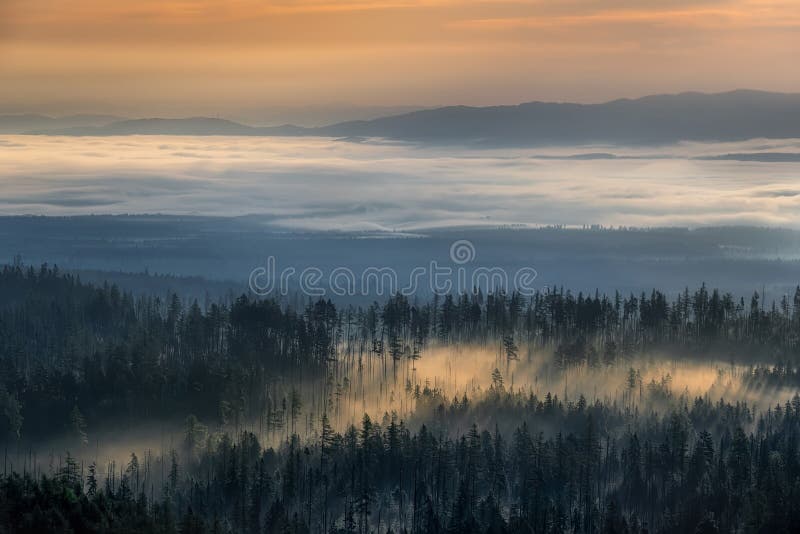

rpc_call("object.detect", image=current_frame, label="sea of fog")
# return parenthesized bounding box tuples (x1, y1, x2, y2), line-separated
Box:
(1, 135, 799, 230)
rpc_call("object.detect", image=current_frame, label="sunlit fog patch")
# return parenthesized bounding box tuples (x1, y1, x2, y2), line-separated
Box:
(30, 343, 800, 471)
(0, 135, 799, 229)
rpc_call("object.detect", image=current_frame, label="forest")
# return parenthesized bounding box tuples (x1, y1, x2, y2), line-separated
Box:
(2, 264, 800, 533)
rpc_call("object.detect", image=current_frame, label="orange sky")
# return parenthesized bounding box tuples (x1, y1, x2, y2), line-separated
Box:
(1, 0, 798, 122)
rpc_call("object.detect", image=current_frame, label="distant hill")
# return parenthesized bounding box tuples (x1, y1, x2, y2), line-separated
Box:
(312, 90, 800, 145)
(34, 117, 306, 136)
(13, 90, 800, 145)
(0, 113, 121, 134)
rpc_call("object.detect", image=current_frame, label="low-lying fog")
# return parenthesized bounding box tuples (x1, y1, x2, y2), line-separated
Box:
(8, 345, 798, 478)
(1, 135, 800, 230)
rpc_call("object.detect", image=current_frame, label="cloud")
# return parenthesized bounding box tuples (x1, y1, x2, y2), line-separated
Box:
(1, 0, 799, 116)
(0, 135, 799, 230)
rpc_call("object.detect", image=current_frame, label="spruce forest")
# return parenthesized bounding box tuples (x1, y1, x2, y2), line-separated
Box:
(4, 0, 800, 531)
(2, 265, 800, 534)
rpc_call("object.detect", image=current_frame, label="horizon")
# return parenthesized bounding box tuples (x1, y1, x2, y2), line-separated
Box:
(1, 87, 797, 126)
(3, 0, 800, 122)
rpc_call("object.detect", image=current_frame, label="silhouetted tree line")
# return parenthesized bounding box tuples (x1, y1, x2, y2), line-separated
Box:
(2, 265, 800, 532)
(4, 386, 800, 533)
(1, 265, 799, 442)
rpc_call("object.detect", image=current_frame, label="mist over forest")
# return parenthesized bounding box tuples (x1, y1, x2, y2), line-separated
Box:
(0, 92, 799, 534)
(2, 260, 800, 534)
(2, 135, 800, 230)
(5, 0, 800, 529)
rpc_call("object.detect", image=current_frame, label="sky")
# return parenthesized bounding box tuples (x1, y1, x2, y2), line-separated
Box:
(1, 0, 799, 123)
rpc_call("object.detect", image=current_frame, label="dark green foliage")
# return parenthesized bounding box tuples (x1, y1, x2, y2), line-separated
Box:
(1, 265, 799, 443)
(2, 265, 800, 532)
(3, 398, 800, 533)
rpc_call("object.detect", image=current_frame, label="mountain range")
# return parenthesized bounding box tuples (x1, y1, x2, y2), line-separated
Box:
(4, 90, 800, 146)
(0, 113, 123, 134)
